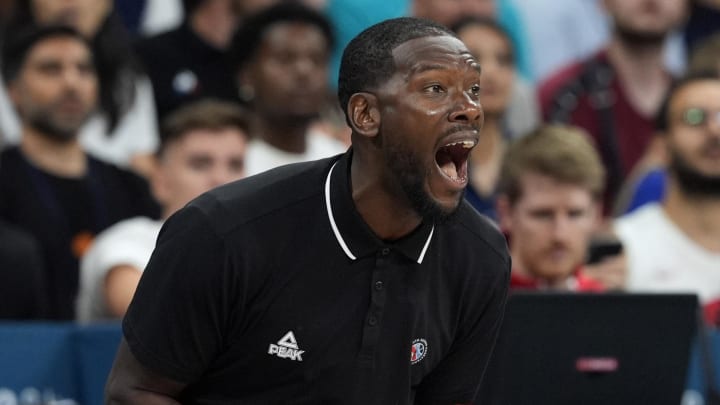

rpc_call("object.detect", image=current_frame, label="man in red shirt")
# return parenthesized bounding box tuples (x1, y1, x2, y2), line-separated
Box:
(539, 0, 688, 212)
(496, 124, 625, 291)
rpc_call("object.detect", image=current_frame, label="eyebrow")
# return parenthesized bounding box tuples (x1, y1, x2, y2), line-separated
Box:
(409, 60, 482, 76)
(409, 63, 448, 76)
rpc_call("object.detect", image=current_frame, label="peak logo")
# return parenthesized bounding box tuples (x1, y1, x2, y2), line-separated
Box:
(268, 331, 305, 361)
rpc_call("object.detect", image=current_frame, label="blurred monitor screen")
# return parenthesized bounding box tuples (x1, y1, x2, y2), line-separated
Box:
(476, 293, 699, 405)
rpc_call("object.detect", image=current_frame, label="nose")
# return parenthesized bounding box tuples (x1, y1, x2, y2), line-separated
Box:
(292, 56, 318, 79)
(449, 91, 483, 124)
(709, 112, 720, 136)
(550, 214, 573, 241)
(210, 165, 243, 189)
(61, 66, 86, 88)
(209, 168, 230, 188)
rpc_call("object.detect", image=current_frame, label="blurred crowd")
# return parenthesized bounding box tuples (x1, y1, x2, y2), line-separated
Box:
(0, 0, 719, 336)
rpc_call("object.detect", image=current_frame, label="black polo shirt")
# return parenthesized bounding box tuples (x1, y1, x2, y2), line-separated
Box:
(124, 151, 510, 404)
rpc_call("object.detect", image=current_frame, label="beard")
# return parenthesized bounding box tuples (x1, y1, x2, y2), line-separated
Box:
(669, 148, 720, 198)
(615, 24, 667, 47)
(383, 138, 463, 224)
(23, 99, 93, 143)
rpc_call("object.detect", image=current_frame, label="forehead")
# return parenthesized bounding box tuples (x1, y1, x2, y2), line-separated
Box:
(458, 25, 509, 48)
(171, 127, 247, 150)
(261, 21, 328, 52)
(391, 35, 479, 75)
(516, 172, 594, 205)
(671, 80, 720, 110)
(26, 36, 91, 63)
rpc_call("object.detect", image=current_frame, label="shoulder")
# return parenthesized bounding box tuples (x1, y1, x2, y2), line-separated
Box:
(614, 203, 663, 238)
(89, 156, 149, 187)
(134, 27, 181, 54)
(0, 146, 23, 167)
(92, 217, 161, 247)
(538, 59, 587, 109)
(306, 131, 349, 157)
(185, 156, 337, 237)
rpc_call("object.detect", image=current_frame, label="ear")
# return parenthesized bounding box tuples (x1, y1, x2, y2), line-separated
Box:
(148, 157, 168, 206)
(600, 0, 610, 13)
(347, 92, 380, 138)
(496, 195, 514, 234)
(7, 81, 21, 107)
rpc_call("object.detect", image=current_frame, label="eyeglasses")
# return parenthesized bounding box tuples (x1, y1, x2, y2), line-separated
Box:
(680, 107, 720, 127)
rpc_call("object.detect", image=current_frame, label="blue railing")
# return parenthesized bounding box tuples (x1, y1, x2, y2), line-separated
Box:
(0, 322, 718, 405)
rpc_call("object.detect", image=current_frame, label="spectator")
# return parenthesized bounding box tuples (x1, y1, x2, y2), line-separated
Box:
(496, 124, 625, 291)
(614, 72, 720, 327)
(0, 26, 159, 320)
(539, 0, 688, 215)
(134, 0, 245, 121)
(77, 99, 249, 322)
(512, 0, 609, 83)
(1, 0, 160, 176)
(230, 2, 346, 176)
(613, 34, 720, 216)
(0, 219, 47, 319)
(451, 16, 514, 221)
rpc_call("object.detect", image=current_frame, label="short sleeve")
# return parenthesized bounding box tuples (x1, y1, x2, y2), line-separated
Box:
(76, 218, 160, 322)
(123, 204, 239, 383)
(415, 260, 511, 404)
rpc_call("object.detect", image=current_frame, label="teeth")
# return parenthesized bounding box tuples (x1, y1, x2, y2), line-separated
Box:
(444, 140, 476, 149)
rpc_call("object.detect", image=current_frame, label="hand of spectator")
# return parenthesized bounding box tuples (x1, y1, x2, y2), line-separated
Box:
(583, 253, 627, 291)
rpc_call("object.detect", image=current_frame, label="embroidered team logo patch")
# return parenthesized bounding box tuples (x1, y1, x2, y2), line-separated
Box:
(268, 331, 305, 361)
(410, 338, 428, 364)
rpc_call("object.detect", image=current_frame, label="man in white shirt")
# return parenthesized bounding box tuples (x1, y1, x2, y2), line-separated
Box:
(76, 100, 249, 321)
(614, 73, 720, 327)
(230, 3, 346, 176)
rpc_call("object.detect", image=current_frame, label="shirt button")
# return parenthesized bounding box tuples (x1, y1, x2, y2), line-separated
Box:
(368, 316, 378, 326)
(374, 280, 384, 291)
(381, 248, 390, 256)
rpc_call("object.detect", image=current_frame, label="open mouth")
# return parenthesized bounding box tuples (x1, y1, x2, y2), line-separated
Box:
(435, 140, 475, 184)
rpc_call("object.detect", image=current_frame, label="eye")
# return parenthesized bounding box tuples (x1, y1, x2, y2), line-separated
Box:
(187, 156, 212, 171)
(425, 84, 445, 93)
(568, 208, 588, 219)
(470, 85, 481, 97)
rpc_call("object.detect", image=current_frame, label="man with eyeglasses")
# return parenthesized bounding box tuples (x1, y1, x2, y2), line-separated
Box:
(614, 72, 720, 328)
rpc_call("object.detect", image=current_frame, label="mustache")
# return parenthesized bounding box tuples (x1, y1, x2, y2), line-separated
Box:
(543, 242, 570, 253)
(441, 124, 480, 138)
(51, 91, 85, 106)
(702, 138, 720, 150)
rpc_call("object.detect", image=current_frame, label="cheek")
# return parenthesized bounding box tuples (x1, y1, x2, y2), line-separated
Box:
(170, 169, 209, 197)
(512, 219, 547, 248)
(497, 70, 514, 93)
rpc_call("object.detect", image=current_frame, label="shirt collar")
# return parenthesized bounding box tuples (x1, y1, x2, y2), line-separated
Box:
(324, 150, 435, 264)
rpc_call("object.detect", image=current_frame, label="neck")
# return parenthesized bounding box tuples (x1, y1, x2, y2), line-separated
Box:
(350, 146, 422, 240)
(470, 117, 505, 196)
(20, 126, 87, 177)
(510, 255, 570, 290)
(607, 35, 670, 117)
(472, 117, 502, 163)
(663, 181, 720, 252)
(254, 116, 311, 154)
(189, 1, 238, 49)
